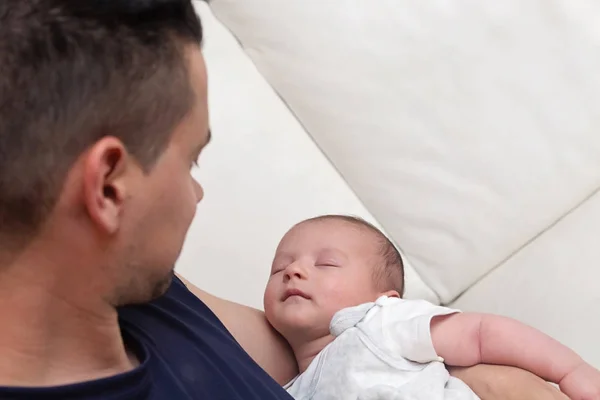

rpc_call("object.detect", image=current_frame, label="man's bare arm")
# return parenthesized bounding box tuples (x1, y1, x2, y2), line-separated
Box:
(177, 274, 298, 385)
(177, 274, 567, 398)
(450, 365, 569, 400)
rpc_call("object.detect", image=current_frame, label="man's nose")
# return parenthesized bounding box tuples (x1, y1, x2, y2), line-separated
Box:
(193, 179, 204, 203)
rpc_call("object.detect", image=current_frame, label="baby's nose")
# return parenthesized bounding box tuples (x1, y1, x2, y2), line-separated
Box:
(284, 261, 308, 280)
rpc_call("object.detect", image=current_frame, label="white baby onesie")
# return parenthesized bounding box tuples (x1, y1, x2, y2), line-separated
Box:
(285, 296, 480, 400)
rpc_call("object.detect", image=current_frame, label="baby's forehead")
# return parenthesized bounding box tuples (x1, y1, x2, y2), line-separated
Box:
(277, 218, 380, 253)
(283, 218, 357, 239)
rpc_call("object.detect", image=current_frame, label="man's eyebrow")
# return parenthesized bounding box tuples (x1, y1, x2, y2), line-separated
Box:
(205, 129, 212, 146)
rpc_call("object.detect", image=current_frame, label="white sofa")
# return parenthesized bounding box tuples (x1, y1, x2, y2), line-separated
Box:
(176, 0, 600, 368)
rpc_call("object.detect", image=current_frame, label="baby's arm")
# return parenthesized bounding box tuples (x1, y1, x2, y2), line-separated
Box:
(430, 313, 600, 399)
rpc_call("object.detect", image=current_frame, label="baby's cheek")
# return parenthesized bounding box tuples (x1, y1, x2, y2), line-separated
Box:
(263, 294, 280, 328)
(337, 283, 376, 310)
(324, 286, 357, 311)
(263, 284, 278, 310)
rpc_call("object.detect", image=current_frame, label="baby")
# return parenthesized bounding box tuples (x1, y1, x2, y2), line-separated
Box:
(263, 214, 600, 400)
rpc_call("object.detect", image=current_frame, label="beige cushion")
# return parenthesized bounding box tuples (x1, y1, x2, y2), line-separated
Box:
(209, 0, 600, 304)
(453, 189, 600, 368)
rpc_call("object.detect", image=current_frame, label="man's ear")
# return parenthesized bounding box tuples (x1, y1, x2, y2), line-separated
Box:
(82, 137, 133, 235)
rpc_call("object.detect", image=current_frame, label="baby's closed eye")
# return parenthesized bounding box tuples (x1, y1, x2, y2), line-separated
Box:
(270, 266, 285, 275)
(315, 260, 340, 268)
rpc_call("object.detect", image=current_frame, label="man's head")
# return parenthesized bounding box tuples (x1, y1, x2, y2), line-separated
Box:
(264, 215, 404, 341)
(0, 0, 210, 305)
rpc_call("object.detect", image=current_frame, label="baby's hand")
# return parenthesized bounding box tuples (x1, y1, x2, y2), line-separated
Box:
(559, 362, 600, 400)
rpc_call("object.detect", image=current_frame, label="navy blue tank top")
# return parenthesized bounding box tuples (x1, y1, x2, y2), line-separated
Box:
(0, 276, 294, 399)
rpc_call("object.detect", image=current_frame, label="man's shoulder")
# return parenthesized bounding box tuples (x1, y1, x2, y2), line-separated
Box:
(117, 275, 294, 399)
(171, 273, 299, 385)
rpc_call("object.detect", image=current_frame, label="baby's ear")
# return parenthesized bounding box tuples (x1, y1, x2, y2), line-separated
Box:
(382, 290, 401, 299)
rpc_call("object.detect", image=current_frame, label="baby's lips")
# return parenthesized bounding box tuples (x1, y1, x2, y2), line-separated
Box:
(281, 288, 311, 301)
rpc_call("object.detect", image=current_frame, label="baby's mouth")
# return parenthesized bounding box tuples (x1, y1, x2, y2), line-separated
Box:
(282, 288, 311, 301)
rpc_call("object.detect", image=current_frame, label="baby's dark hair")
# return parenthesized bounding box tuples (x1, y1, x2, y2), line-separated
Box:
(305, 214, 405, 297)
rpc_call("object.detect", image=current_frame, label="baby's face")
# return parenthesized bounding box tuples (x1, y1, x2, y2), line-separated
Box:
(264, 219, 386, 340)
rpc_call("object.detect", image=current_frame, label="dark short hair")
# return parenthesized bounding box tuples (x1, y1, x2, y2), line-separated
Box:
(0, 0, 203, 249)
(305, 214, 405, 297)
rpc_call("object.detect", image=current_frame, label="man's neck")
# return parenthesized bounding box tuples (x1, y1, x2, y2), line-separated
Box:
(0, 256, 135, 387)
(289, 333, 335, 374)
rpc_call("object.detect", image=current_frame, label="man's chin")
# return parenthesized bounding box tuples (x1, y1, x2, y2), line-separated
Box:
(116, 269, 175, 307)
(149, 270, 175, 300)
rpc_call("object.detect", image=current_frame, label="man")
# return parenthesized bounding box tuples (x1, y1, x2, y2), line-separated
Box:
(0, 0, 568, 398)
